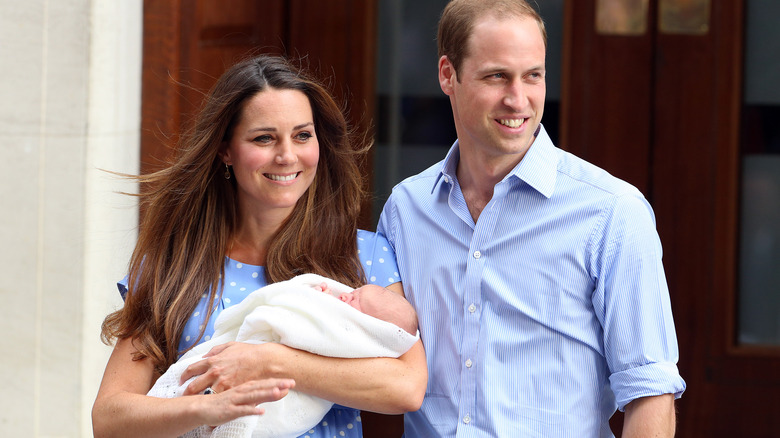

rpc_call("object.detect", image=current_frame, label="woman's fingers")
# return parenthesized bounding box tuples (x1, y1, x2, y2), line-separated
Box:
(203, 342, 233, 358)
(182, 373, 210, 396)
(235, 378, 295, 404)
(180, 357, 209, 385)
(199, 378, 295, 427)
(181, 342, 288, 396)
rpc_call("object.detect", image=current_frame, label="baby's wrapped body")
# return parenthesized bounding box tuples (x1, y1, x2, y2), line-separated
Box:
(147, 274, 419, 438)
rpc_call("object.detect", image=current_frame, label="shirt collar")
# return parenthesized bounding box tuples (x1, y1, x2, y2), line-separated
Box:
(430, 142, 460, 193)
(432, 124, 559, 198)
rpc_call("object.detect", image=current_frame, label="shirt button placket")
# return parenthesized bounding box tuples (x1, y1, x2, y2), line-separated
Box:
(461, 235, 485, 435)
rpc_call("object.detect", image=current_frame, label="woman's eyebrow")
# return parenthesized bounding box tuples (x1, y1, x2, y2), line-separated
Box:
(294, 122, 314, 130)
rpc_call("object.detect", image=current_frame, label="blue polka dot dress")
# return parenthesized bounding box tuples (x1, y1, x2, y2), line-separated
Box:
(118, 230, 401, 438)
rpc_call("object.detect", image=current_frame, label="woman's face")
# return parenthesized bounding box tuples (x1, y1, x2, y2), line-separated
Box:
(222, 88, 319, 219)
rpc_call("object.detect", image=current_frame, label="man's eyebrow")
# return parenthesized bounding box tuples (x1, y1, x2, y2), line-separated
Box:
(475, 65, 506, 75)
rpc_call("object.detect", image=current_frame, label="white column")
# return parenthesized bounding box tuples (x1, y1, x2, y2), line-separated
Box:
(0, 0, 141, 436)
(81, 1, 142, 437)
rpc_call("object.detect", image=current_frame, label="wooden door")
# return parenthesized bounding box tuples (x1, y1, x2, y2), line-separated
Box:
(562, 1, 780, 436)
(141, 1, 404, 436)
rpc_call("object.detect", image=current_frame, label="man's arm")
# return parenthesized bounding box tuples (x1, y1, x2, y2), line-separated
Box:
(622, 394, 676, 438)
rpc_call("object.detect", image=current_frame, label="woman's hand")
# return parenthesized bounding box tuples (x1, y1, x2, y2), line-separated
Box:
(181, 342, 290, 395)
(194, 378, 295, 427)
(93, 338, 294, 438)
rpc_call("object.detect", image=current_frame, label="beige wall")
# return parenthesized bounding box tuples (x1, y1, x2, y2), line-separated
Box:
(0, 0, 141, 436)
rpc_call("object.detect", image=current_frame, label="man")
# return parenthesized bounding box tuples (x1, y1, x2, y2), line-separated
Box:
(377, 0, 686, 436)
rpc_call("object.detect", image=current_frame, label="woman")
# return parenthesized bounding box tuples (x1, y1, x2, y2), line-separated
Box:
(92, 55, 426, 438)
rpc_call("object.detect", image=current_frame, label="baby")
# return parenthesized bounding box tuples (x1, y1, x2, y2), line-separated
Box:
(147, 274, 420, 438)
(315, 282, 418, 335)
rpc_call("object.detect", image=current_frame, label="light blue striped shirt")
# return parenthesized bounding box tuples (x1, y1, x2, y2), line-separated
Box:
(377, 126, 686, 437)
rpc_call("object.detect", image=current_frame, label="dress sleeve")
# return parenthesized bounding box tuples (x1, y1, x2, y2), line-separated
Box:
(356, 229, 401, 287)
(117, 275, 129, 300)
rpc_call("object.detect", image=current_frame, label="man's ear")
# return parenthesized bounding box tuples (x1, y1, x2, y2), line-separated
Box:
(439, 55, 457, 96)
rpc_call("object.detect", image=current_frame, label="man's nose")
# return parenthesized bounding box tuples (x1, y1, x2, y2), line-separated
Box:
(503, 81, 528, 109)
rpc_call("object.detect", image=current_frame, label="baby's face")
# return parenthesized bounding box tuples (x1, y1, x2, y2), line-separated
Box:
(338, 284, 417, 335)
(338, 284, 388, 315)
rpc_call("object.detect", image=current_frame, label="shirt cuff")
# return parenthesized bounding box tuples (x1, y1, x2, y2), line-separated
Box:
(609, 361, 686, 411)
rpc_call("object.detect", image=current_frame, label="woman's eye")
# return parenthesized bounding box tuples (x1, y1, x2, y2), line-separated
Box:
(296, 132, 313, 141)
(253, 135, 273, 143)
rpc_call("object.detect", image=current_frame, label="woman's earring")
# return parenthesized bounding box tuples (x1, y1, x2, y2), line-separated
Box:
(224, 163, 231, 180)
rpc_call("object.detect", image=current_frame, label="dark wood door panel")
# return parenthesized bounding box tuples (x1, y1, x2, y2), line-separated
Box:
(287, 0, 377, 119)
(561, 0, 654, 195)
(564, 1, 780, 436)
(182, 0, 287, 100)
(141, 0, 287, 175)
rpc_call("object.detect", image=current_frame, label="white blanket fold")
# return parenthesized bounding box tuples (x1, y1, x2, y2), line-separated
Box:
(147, 274, 418, 438)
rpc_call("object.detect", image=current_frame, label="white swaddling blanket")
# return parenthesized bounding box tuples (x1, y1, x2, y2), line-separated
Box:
(147, 273, 418, 438)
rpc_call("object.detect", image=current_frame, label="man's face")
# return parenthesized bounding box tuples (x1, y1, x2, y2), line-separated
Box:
(439, 15, 546, 171)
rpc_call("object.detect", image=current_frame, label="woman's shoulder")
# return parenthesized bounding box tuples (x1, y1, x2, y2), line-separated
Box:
(356, 229, 388, 245)
(356, 229, 399, 286)
(356, 229, 394, 255)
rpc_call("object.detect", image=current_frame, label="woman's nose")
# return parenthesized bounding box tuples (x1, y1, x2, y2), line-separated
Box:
(275, 141, 297, 165)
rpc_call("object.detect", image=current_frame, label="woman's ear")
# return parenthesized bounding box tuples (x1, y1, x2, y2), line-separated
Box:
(218, 142, 232, 165)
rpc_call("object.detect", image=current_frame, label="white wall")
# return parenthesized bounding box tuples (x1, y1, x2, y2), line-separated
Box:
(0, 0, 141, 436)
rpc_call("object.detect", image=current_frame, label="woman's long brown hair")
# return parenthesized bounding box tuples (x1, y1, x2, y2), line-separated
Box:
(100, 55, 368, 374)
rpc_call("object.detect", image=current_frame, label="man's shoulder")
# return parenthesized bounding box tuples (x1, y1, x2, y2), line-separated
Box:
(555, 148, 642, 199)
(398, 160, 444, 186)
(389, 159, 445, 196)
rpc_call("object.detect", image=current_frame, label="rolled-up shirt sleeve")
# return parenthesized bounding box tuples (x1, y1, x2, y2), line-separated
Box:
(591, 193, 686, 411)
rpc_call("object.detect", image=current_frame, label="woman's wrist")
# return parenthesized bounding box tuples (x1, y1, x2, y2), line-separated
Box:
(254, 342, 292, 379)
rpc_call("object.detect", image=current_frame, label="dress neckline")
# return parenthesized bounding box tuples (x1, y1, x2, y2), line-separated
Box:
(225, 255, 265, 269)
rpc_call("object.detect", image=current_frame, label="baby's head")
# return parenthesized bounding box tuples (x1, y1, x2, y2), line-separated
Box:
(339, 284, 418, 335)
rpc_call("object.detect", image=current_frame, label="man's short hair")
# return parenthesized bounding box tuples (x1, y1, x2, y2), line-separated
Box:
(437, 0, 547, 78)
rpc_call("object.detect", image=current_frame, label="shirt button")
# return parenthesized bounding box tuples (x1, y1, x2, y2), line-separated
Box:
(463, 415, 471, 424)
(468, 303, 476, 313)
(444, 176, 450, 183)
(465, 359, 473, 368)
(473, 250, 481, 259)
